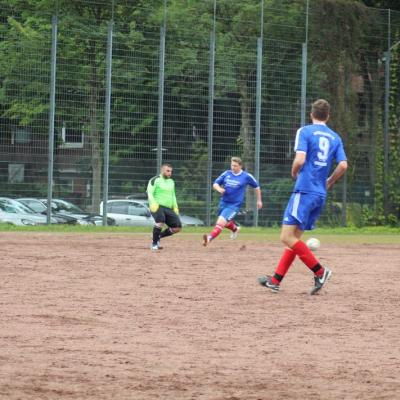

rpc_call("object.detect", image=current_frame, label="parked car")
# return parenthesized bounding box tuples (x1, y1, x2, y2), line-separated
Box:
(133, 199, 205, 226)
(100, 198, 205, 227)
(40, 198, 116, 226)
(17, 198, 78, 225)
(100, 199, 154, 227)
(0, 198, 50, 225)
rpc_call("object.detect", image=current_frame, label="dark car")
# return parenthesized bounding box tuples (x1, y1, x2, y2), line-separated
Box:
(41, 198, 116, 226)
(17, 198, 78, 225)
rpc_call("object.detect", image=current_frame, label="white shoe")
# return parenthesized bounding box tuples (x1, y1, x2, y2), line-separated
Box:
(230, 226, 241, 240)
(150, 243, 159, 251)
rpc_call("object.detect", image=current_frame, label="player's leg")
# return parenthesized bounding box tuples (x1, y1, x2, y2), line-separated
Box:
(258, 195, 297, 291)
(258, 223, 298, 291)
(151, 223, 164, 250)
(150, 207, 166, 250)
(203, 215, 226, 246)
(225, 219, 241, 239)
(283, 193, 331, 294)
(159, 207, 182, 241)
(203, 207, 237, 246)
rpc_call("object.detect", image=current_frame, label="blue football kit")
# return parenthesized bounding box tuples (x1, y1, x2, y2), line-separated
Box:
(283, 123, 347, 230)
(214, 170, 260, 221)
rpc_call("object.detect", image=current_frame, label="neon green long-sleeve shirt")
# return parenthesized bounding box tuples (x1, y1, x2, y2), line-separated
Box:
(147, 175, 178, 209)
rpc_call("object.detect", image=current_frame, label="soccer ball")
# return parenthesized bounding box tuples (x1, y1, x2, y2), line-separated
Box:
(306, 237, 320, 251)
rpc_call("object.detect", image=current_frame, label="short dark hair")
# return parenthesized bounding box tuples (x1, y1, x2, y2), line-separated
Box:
(311, 99, 330, 121)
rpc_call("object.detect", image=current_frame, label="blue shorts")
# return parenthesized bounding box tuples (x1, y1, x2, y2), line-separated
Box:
(218, 202, 240, 222)
(282, 192, 325, 231)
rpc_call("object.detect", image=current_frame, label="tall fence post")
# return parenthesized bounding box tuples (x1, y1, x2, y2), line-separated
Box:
(341, 173, 347, 226)
(383, 49, 390, 220)
(46, 14, 58, 224)
(300, 43, 307, 127)
(157, 26, 166, 173)
(383, 9, 391, 220)
(206, 0, 216, 227)
(300, 0, 309, 127)
(254, 37, 263, 227)
(102, 19, 114, 226)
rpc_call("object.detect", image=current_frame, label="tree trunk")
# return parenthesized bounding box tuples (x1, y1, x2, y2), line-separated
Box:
(88, 39, 102, 214)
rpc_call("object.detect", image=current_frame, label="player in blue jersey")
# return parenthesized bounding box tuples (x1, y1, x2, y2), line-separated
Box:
(258, 99, 347, 294)
(203, 156, 262, 246)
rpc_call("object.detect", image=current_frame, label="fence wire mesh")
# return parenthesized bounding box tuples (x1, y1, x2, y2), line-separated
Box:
(0, 0, 399, 227)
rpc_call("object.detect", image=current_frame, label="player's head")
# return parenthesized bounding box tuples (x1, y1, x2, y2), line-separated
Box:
(230, 157, 243, 174)
(160, 163, 173, 178)
(311, 99, 330, 122)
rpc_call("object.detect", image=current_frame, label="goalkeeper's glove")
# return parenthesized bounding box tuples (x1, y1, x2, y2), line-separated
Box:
(149, 203, 159, 213)
(173, 206, 179, 215)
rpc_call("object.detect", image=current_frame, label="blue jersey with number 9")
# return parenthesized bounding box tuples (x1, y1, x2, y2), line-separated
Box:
(293, 123, 347, 197)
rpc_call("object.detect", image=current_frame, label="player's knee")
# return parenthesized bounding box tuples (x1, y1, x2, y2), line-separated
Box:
(280, 231, 290, 246)
(155, 222, 164, 229)
(171, 227, 181, 233)
(216, 218, 226, 227)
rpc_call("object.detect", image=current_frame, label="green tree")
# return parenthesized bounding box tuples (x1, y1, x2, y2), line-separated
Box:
(0, 0, 163, 210)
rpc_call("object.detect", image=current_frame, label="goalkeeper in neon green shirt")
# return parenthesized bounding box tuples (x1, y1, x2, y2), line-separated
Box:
(147, 163, 182, 250)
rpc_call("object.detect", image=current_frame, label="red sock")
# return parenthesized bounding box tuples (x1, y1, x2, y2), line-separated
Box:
(209, 224, 223, 240)
(225, 220, 237, 232)
(271, 248, 296, 285)
(291, 240, 324, 276)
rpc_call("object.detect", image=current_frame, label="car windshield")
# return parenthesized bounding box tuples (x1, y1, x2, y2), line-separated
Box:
(19, 200, 46, 213)
(0, 199, 36, 214)
(14, 202, 36, 214)
(55, 200, 84, 213)
(41, 199, 84, 213)
(0, 201, 23, 214)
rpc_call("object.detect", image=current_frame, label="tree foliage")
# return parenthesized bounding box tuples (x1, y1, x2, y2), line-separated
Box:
(0, 0, 398, 225)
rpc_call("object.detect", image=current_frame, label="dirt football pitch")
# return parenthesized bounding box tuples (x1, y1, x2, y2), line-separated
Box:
(1, 231, 400, 400)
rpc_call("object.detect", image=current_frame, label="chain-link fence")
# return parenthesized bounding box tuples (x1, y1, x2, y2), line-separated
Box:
(0, 0, 399, 227)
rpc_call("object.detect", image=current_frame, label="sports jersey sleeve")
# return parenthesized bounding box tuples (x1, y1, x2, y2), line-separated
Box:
(294, 127, 307, 153)
(246, 172, 260, 189)
(172, 180, 178, 209)
(334, 138, 347, 163)
(146, 176, 158, 207)
(214, 171, 228, 186)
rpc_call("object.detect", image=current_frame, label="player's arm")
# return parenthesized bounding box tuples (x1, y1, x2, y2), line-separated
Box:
(213, 182, 225, 194)
(171, 181, 179, 214)
(255, 187, 263, 209)
(246, 173, 263, 209)
(146, 177, 159, 212)
(327, 160, 348, 190)
(291, 151, 306, 179)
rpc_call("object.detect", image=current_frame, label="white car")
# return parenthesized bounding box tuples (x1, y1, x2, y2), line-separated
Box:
(100, 199, 154, 227)
(0, 198, 51, 226)
(0, 207, 37, 226)
(100, 199, 205, 227)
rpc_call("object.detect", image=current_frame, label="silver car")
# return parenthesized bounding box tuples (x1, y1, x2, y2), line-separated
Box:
(100, 199, 205, 227)
(0, 198, 52, 225)
(17, 198, 78, 225)
(131, 199, 205, 226)
(100, 199, 154, 227)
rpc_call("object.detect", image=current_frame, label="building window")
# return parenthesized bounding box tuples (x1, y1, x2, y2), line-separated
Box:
(8, 163, 25, 183)
(11, 127, 31, 144)
(58, 178, 74, 194)
(59, 124, 84, 149)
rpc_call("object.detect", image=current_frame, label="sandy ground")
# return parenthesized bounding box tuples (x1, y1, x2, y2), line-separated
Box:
(1, 232, 400, 400)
